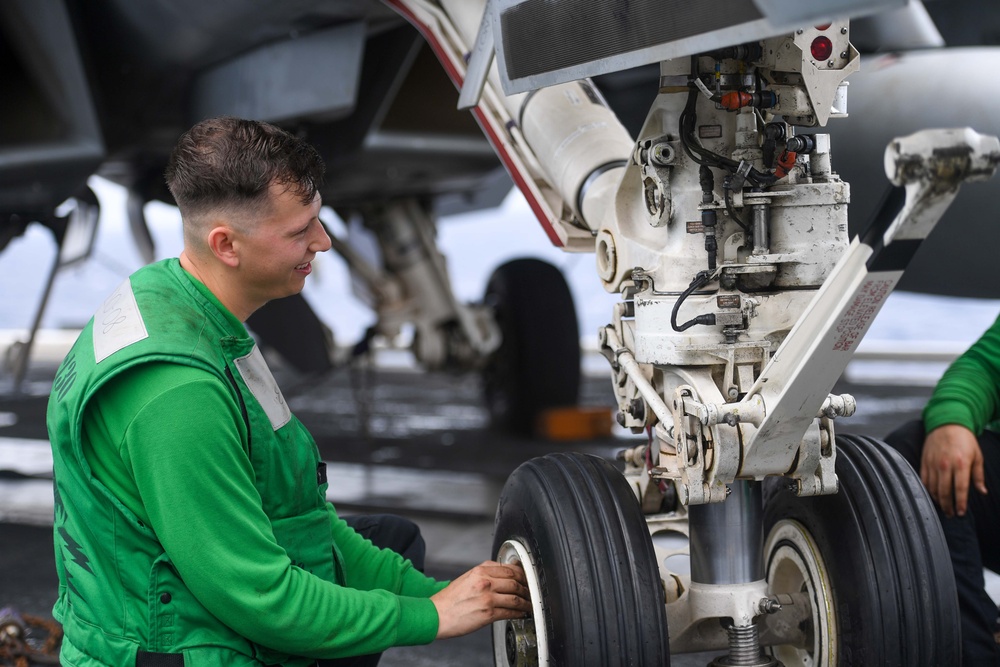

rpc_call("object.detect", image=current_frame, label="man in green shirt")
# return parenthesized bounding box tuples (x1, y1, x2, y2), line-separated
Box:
(46, 116, 530, 666)
(886, 316, 1000, 667)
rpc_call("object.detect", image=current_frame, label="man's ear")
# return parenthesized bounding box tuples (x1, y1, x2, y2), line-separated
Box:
(207, 225, 240, 268)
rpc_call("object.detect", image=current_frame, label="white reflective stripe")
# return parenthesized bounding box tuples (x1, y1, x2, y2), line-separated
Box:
(234, 345, 291, 431)
(93, 278, 149, 363)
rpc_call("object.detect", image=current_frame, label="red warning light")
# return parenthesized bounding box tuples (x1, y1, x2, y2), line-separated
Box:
(815, 23, 832, 31)
(811, 36, 833, 61)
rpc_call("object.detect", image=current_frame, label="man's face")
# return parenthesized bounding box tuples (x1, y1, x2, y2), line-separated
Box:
(235, 182, 331, 306)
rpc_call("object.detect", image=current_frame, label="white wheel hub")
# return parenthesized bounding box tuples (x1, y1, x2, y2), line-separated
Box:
(764, 519, 838, 667)
(494, 539, 549, 667)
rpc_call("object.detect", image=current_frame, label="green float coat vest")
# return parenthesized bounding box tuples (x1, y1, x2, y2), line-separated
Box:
(47, 259, 341, 666)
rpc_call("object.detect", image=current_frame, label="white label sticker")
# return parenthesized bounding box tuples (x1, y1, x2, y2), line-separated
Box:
(93, 278, 149, 363)
(234, 346, 291, 431)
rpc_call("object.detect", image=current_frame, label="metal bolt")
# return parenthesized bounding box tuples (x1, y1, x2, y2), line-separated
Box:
(758, 597, 783, 615)
(727, 386, 739, 400)
(841, 26, 848, 34)
(723, 413, 739, 427)
(827, 60, 834, 67)
(651, 142, 674, 166)
(840, 51, 848, 59)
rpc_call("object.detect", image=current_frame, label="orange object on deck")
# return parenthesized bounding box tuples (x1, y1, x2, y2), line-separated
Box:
(535, 406, 614, 441)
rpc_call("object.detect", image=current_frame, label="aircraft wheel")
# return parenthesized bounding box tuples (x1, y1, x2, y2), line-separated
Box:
(492, 452, 670, 666)
(762, 433, 959, 666)
(482, 258, 580, 435)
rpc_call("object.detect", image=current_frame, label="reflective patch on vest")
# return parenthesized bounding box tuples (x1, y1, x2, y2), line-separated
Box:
(233, 345, 291, 430)
(93, 278, 149, 363)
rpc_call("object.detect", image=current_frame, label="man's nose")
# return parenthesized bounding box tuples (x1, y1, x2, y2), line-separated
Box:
(312, 222, 332, 253)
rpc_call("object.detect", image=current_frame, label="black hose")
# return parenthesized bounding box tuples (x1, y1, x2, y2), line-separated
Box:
(671, 271, 717, 332)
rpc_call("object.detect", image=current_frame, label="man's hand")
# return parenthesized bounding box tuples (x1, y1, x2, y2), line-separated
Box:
(921, 424, 988, 517)
(431, 561, 531, 639)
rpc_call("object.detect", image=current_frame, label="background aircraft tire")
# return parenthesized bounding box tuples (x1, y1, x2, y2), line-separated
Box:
(481, 258, 580, 435)
(491, 452, 670, 667)
(762, 433, 959, 665)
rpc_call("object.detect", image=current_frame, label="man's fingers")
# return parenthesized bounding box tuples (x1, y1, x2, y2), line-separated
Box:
(973, 453, 988, 496)
(953, 462, 971, 516)
(488, 575, 529, 595)
(492, 606, 532, 623)
(494, 592, 533, 612)
(922, 464, 938, 505)
(935, 466, 954, 517)
(483, 562, 527, 581)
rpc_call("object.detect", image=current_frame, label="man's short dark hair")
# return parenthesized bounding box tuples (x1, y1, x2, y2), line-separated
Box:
(165, 116, 324, 226)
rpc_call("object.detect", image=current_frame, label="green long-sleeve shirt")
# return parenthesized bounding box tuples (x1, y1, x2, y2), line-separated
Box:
(923, 313, 1000, 435)
(81, 344, 445, 659)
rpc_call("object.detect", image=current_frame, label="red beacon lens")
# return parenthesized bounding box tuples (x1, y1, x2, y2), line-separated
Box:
(811, 36, 833, 61)
(815, 23, 832, 31)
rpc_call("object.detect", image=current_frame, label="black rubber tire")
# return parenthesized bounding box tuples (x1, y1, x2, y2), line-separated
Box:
(492, 452, 670, 666)
(482, 258, 580, 435)
(763, 433, 960, 666)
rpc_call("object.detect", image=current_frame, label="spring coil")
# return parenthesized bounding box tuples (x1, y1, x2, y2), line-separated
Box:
(727, 623, 761, 664)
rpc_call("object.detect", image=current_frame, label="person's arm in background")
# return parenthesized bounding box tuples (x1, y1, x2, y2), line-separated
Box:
(921, 314, 1000, 516)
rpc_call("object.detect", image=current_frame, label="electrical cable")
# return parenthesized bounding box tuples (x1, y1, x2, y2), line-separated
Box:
(671, 271, 717, 332)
